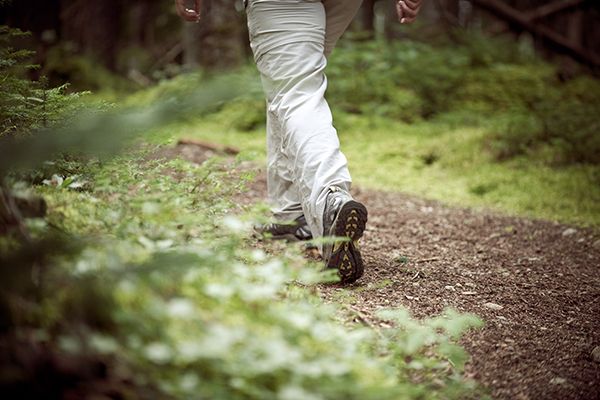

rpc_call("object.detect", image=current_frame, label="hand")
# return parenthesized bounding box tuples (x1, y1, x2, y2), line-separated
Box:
(396, 0, 422, 24)
(175, 0, 202, 22)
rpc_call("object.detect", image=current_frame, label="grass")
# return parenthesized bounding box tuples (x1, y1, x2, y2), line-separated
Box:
(140, 107, 600, 228)
(338, 112, 600, 226)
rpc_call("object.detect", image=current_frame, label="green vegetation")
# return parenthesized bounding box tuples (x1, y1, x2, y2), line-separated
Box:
(14, 152, 482, 399)
(340, 114, 599, 225)
(159, 111, 600, 226)
(2, 26, 598, 398)
(2, 127, 484, 399)
(199, 35, 600, 226)
(0, 26, 87, 137)
(1, 40, 483, 398)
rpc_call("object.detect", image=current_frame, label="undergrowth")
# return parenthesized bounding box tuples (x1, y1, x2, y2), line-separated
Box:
(202, 32, 599, 225)
(1, 34, 484, 397)
(326, 35, 600, 166)
(2, 151, 484, 398)
(0, 26, 88, 138)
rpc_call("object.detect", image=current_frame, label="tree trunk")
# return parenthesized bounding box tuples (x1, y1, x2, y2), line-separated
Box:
(361, 0, 376, 38)
(59, 0, 122, 70)
(182, 0, 248, 69)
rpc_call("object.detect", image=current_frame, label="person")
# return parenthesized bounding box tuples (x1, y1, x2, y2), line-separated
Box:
(176, 0, 423, 283)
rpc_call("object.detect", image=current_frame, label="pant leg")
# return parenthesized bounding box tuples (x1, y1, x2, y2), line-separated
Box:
(323, 0, 364, 57)
(266, 108, 303, 222)
(246, 0, 352, 239)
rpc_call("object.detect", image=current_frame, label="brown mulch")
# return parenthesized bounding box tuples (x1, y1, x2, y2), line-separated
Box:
(174, 142, 600, 400)
(349, 188, 600, 400)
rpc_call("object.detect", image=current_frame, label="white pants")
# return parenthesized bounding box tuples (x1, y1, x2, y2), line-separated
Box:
(246, 0, 363, 239)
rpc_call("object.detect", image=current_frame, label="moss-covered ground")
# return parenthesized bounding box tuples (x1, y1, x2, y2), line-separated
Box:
(141, 110, 599, 227)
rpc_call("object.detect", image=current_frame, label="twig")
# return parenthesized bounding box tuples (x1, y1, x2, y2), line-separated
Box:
(416, 257, 440, 263)
(341, 304, 384, 339)
(178, 138, 240, 155)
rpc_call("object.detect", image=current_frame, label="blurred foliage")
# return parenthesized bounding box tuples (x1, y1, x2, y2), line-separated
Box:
(43, 42, 137, 93)
(327, 33, 599, 166)
(1, 150, 484, 398)
(1, 39, 484, 398)
(0, 74, 240, 176)
(215, 96, 266, 132)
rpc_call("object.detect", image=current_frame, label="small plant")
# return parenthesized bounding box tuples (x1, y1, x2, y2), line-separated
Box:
(0, 26, 87, 138)
(396, 254, 410, 265)
(1, 150, 484, 399)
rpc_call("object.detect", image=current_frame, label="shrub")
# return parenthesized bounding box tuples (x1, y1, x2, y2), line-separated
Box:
(487, 75, 600, 165)
(397, 46, 470, 117)
(485, 112, 544, 160)
(43, 42, 136, 92)
(327, 41, 392, 114)
(0, 26, 87, 138)
(216, 96, 266, 131)
(456, 63, 557, 113)
(328, 33, 599, 166)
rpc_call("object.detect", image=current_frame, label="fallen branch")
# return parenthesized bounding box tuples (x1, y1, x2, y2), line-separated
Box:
(471, 0, 600, 67)
(416, 257, 440, 263)
(341, 304, 385, 339)
(524, 0, 585, 21)
(177, 138, 239, 155)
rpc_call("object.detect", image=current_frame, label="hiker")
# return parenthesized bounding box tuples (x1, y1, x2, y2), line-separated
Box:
(175, 0, 423, 283)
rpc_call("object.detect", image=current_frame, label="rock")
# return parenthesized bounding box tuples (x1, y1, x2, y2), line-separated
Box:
(483, 302, 504, 311)
(550, 377, 566, 385)
(593, 239, 600, 250)
(592, 346, 600, 363)
(562, 228, 577, 237)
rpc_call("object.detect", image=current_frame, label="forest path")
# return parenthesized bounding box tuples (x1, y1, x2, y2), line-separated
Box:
(175, 142, 600, 400)
(330, 187, 600, 400)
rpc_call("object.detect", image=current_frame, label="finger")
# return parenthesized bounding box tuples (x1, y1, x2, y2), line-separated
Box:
(400, 16, 417, 24)
(183, 10, 200, 21)
(402, 0, 421, 10)
(396, 1, 403, 22)
(175, 0, 200, 21)
(400, 2, 418, 18)
(195, 0, 203, 18)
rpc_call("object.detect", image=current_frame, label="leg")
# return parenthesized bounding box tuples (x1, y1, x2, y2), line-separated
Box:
(266, 109, 303, 222)
(247, 0, 367, 283)
(323, 0, 364, 57)
(246, 0, 352, 239)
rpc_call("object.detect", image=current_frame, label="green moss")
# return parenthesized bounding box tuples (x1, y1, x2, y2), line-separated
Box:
(339, 114, 600, 226)
(161, 111, 599, 227)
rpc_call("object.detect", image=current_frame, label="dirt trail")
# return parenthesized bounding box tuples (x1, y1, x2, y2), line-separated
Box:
(344, 188, 600, 400)
(175, 143, 600, 399)
(241, 172, 600, 400)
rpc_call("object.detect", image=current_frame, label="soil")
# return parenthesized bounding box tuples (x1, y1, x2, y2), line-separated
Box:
(174, 142, 600, 400)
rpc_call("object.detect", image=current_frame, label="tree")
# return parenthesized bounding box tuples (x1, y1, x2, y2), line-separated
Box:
(59, 0, 122, 71)
(183, 0, 249, 69)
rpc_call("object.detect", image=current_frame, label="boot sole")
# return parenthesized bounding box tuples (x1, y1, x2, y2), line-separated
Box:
(326, 200, 368, 284)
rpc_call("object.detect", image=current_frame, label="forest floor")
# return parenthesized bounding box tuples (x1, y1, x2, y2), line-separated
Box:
(169, 141, 600, 400)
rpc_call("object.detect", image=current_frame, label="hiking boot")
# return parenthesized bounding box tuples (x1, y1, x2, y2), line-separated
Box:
(322, 187, 368, 284)
(255, 214, 313, 242)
